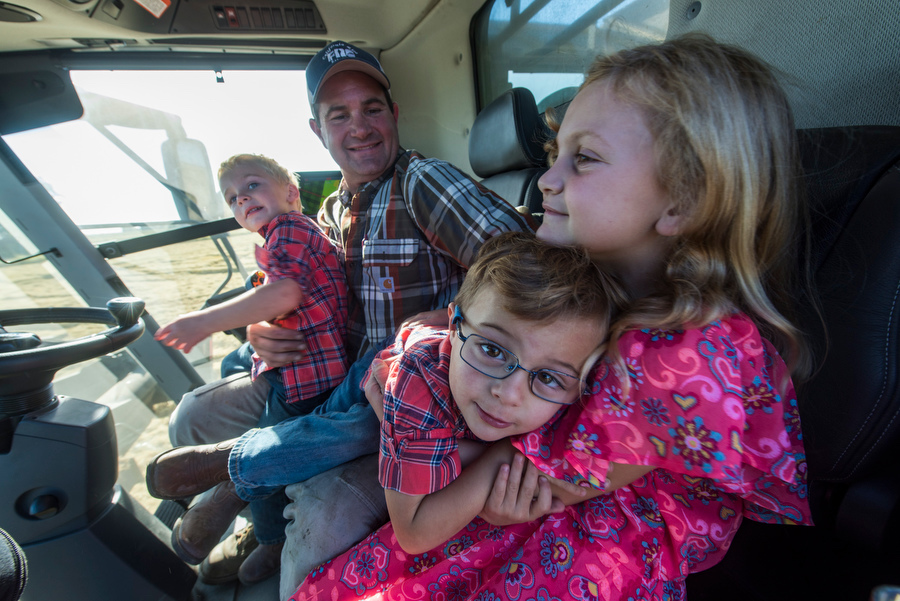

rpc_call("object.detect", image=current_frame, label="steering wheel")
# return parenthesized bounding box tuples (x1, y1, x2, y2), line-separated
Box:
(0, 297, 146, 416)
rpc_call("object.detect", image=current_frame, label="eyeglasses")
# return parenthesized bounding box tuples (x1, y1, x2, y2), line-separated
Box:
(452, 306, 586, 405)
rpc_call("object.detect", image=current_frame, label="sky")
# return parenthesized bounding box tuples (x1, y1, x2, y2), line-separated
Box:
(3, 69, 338, 226)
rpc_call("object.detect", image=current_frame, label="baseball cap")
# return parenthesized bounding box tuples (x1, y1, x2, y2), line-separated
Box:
(306, 41, 391, 113)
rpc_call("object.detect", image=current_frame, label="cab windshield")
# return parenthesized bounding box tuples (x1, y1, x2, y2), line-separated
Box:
(0, 67, 337, 515)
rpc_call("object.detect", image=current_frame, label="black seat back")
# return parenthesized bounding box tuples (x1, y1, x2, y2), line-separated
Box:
(468, 88, 550, 213)
(690, 125, 900, 600)
(797, 126, 900, 534)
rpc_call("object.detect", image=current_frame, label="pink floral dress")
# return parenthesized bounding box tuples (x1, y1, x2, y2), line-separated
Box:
(290, 314, 811, 601)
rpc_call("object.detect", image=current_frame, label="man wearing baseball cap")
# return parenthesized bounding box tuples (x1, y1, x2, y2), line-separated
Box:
(154, 40, 533, 593)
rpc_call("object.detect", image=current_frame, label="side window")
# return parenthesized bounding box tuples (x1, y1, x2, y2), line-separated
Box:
(473, 0, 670, 113)
(5, 70, 336, 229)
(0, 68, 340, 516)
(2, 69, 339, 362)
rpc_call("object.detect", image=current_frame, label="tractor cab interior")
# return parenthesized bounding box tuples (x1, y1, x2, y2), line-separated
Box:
(1, 1, 899, 600)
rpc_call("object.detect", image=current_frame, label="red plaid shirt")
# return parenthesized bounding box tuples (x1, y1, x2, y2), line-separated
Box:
(377, 325, 482, 495)
(251, 212, 349, 404)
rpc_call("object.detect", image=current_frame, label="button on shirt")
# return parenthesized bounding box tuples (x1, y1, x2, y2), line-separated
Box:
(251, 212, 349, 404)
(318, 149, 533, 359)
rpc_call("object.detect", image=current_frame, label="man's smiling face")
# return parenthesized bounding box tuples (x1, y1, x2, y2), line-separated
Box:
(310, 70, 400, 193)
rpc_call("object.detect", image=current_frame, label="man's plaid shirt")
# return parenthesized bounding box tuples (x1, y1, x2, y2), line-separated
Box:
(318, 149, 532, 359)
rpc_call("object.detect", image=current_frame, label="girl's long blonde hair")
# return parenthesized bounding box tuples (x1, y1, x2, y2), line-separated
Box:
(563, 34, 813, 381)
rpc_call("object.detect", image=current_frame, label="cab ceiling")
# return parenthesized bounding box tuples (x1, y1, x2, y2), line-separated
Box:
(0, 0, 441, 53)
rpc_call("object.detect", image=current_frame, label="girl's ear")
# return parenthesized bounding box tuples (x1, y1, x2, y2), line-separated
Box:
(656, 203, 686, 237)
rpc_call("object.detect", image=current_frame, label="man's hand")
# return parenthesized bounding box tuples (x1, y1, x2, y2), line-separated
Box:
(245, 321, 307, 368)
(400, 309, 449, 330)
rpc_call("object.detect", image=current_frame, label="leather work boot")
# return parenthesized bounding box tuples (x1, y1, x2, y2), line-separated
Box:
(199, 524, 258, 585)
(171, 481, 248, 565)
(146, 438, 237, 500)
(238, 540, 284, 586)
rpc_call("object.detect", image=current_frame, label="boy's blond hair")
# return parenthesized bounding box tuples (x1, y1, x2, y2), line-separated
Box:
(217, 154, 298, 199)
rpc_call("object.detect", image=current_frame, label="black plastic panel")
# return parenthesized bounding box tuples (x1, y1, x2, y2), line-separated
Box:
(176, 0, 325, 33)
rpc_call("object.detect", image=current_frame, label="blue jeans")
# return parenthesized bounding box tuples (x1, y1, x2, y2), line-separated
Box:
(243, 371, 333, 544)
(228, 340, 390, 544)
(220, 341, 253, 377)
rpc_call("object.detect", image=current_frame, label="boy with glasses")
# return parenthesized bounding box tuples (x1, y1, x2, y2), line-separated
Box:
(367, 232, 626, 554)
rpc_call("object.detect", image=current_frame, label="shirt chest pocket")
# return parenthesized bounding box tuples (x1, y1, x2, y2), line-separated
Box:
(362, 238, 420, 267)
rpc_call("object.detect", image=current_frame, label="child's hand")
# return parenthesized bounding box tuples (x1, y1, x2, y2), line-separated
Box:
(154, 313, 212, 354)
(479, 453, 566, 525)
(363, 356, 395, 421)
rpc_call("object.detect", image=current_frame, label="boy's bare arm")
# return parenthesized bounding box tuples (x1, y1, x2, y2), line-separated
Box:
(385, 445, 515, 554)
(155, 278, 303, 353)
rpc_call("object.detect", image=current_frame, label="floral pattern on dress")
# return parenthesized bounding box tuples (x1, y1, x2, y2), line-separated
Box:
(338, 538, 392, 595)
(289, 314, 810, 601)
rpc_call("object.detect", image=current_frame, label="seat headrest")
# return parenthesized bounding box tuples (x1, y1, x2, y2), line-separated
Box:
(796, 126, 900, 492)
(800, 127, 900, 273)
(469, 88, 551, 179)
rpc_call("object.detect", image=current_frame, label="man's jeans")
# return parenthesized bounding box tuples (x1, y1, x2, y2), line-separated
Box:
(168, 347, 382, 543)
(229, 353, 381, 542)
(279, 454, 388, 601)
(219, 340, 253, 377)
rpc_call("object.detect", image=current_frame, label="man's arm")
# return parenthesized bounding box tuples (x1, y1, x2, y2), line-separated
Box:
(155, 279, 303, 354)
(403, 156, 534, 267)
